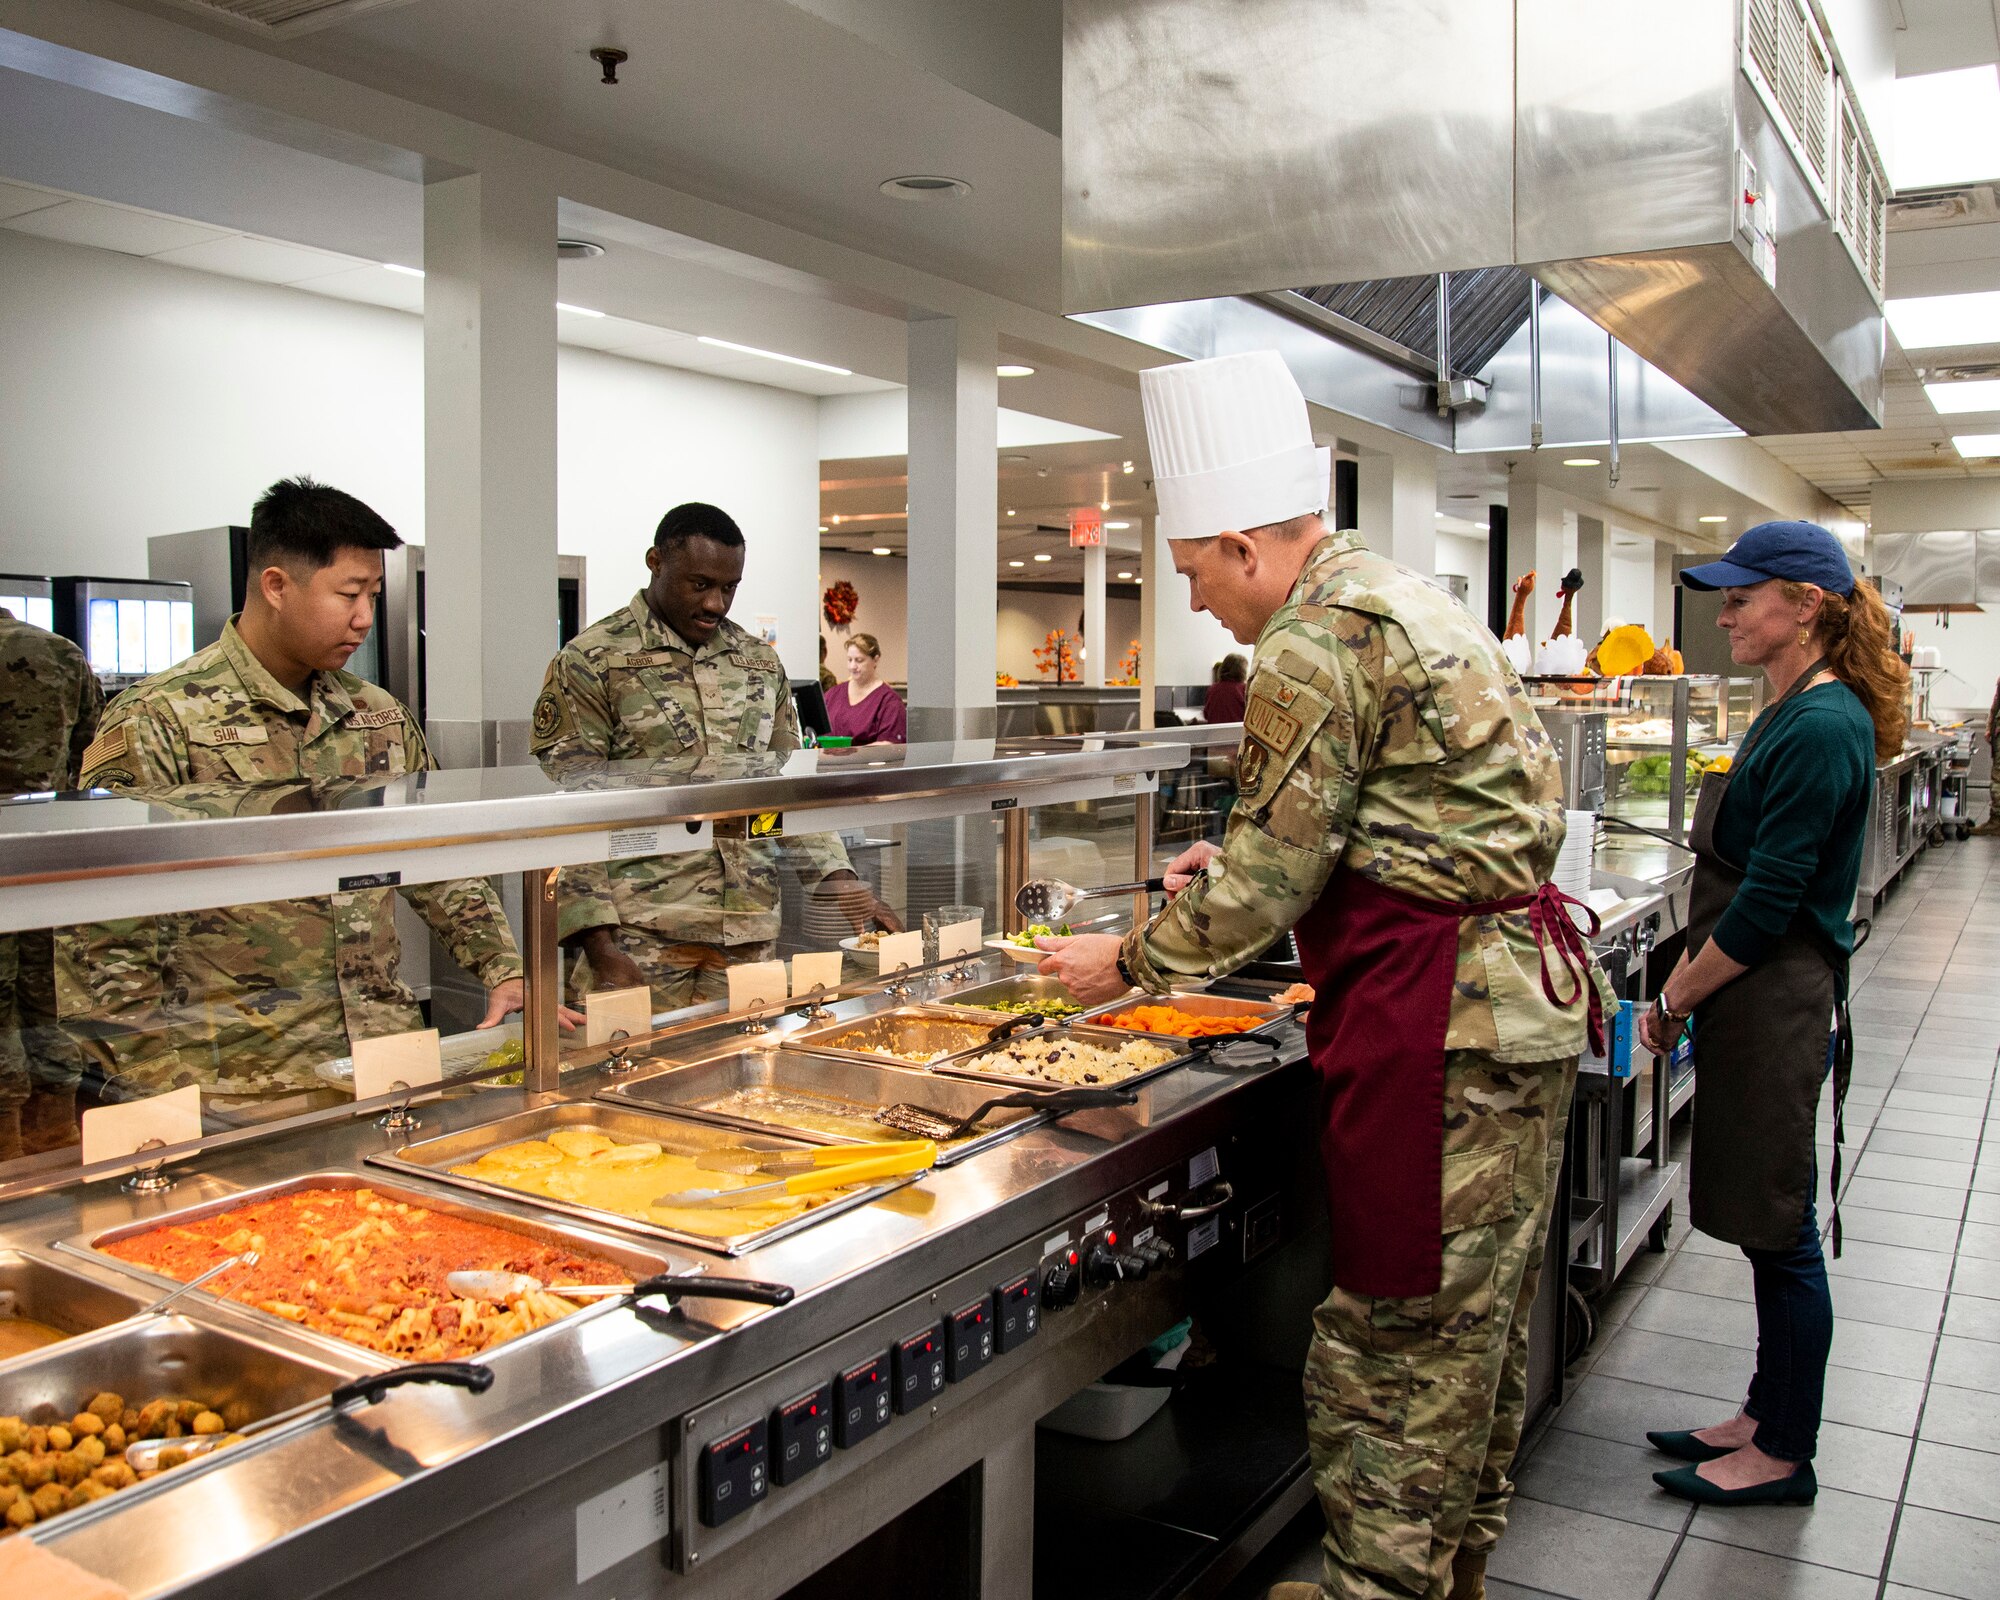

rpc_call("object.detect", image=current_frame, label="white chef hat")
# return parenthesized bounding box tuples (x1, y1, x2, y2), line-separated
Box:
(1141, 351, 1331, 541)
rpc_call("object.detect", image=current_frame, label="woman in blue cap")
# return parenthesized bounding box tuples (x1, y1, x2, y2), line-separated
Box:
(1637, 520, 1908, 1506)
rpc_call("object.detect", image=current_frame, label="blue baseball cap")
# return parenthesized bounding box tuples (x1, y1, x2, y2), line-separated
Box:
(1680, 520, 1855, 596)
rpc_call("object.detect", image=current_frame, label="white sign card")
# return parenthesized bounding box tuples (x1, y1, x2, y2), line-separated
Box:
(81, 1085, 203, 1166)
(351, 1028, 443, 1102)
(876, 930, 924, 973)
(791, 951, 844, 997)
(726, 959, 789, 1016)
(938, 918, 982, 959)
(586, 985, 653, 1046)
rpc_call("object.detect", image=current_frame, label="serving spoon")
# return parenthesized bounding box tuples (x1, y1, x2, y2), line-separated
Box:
(1013, 876, 1165, 924)
(444, 1270, 796, 1311)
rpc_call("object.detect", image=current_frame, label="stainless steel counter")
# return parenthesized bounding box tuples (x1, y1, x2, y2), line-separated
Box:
(6, 958, 1308, 1599)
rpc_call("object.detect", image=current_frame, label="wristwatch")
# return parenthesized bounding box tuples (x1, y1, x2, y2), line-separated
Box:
(1651, 993, 1691, 1043)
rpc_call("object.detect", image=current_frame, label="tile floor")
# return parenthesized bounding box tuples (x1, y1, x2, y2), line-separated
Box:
(1225, 835, 2000, 1599)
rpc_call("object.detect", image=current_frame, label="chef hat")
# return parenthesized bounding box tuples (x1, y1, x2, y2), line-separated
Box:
(1141, 351, 1332, 541)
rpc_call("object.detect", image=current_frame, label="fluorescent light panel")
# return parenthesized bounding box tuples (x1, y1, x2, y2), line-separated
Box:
(698, 336, 852, 375)
(1953, 433, 2000, 457)
(1889, 67, 2000, 191)
(1926, 379, 2000, 414)
(1887, 291, 2000, 350)
(556, 302, 604, 318)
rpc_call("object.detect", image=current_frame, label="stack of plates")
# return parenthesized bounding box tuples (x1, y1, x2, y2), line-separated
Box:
(1553, 810, 1596, 901)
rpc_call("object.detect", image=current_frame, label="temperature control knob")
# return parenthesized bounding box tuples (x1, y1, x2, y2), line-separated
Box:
(1083, 1243, 1126, 1288)
(1041, 1257, 1080, 1310)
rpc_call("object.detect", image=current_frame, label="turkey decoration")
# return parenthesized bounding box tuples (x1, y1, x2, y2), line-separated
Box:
(1551, 568, 1585, 638)
(822, 581, 858, 629)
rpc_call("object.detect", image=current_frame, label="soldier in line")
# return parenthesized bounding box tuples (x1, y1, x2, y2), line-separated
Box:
(59, 477, 557, 1106)
(0, 603, 104, 1159)
(532, 502, 897, 1010)
(1036, 352, 1611, 1600)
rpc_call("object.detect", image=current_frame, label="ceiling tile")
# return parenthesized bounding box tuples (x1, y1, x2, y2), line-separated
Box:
(300, 265, 425, 313)
(147, 234, 369, 284)
(0, 178, 62, 223)
(2, 199, 232, 256)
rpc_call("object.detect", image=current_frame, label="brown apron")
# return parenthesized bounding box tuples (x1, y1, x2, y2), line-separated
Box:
(1684, 666, 1851, 1254)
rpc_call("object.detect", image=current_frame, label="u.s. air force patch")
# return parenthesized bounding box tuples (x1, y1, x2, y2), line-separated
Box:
(532, 688, 570, 742)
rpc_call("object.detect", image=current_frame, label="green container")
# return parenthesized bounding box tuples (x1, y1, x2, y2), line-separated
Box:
(817, 735, 854, 748)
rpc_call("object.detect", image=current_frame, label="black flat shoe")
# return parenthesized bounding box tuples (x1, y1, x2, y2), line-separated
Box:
(1652, 1461, 1817, 1506)
(1646, 1428, 1735, 1463)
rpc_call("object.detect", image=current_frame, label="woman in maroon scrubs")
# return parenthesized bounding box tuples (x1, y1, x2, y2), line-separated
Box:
(827, 633, 907, 745)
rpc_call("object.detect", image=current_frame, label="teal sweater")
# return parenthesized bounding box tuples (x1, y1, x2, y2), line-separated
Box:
(1709, 680, 1876, 967)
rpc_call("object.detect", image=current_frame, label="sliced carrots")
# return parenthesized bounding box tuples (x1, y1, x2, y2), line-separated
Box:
(1098, 1005, 1264, 1038)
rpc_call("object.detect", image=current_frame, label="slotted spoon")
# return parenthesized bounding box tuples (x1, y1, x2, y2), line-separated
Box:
(1013, 876, 1165, 923)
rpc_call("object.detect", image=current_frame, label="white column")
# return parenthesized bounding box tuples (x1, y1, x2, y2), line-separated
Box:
(905, 314, 998, 742)
(422, 168, 558, 768)
(1141, 516, 1238, 716)
(1575, 514, 1607, 644)
(1357, 446, 1439, 573)
(1504, 476, 1567, 642)
(1654, 544, 1682, 649)
(1139, 514, 1159, 730)
(1081, 542, 1106, 688)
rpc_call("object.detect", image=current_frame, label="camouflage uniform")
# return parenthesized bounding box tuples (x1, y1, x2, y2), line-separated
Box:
(1123, 531, 1611, 1600)
(56, 619, 523, 1101)
(532, 595, 851, 1011)
(0, 609, 103, 1136)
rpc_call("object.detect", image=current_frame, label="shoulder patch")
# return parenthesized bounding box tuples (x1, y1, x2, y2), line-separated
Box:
(1237, 739, 1268, 793)
(84, 767, 138, 789)
(345, 707, 404, 730)
(1243, 692, 1304, 756)
(532, 687, 572, 743)
(80, 724, 127, 772)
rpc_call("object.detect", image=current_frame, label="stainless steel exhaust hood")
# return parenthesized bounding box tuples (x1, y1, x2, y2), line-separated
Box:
(1063, 0, 1888, 437)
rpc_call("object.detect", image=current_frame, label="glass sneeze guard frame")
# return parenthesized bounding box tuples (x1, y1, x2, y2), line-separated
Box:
(0, 737, 1187, 1200)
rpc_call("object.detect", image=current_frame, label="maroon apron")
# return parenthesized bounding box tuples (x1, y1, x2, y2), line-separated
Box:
(1294, 869, 1603, 1298)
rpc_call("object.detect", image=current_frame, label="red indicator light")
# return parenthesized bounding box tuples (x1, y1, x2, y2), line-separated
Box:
(1067, 1249, 1078, 1265)
(1107, 1230, 1118, 1247)
(810, 1404, 818, 1415)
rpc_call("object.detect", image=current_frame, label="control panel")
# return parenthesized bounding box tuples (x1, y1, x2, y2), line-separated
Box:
(677, 1143, 1234, 1565)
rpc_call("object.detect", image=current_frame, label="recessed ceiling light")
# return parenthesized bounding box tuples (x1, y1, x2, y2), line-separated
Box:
(1953, 432, 2000, 457)
(555, 238, 605, 260)
(1888, 291, 2000, 349)
(1122, 461, 1135, 473)
(997, 364, 1036, 378)
(1926, 379, 2000, 413)
(1003, 453, 1030, 463)
(1562, 457, 1601, 467)
(1008, 559, 1026, 568)
(381, 262, 424, 277)
(1033, 553, 1052, 562)
(829, 515, 843, 525)
(1449, 492, 1480, 500)
(881, 174, 973, 200)
(1105, 520, 1131, 530)
(817, 525, 829, 533)
(1475, 522, 1490, 531)
(1116, 571, 1133, 579)
(1134, 577, 1142, 584)
(1099, 499, 1111, 511)
(697, 335, 852, 376)
(556, 302, 605, 318)
(1697, 515, 1728, 523)
(1006, 508, 1016, 516)
(1435, 511, 1446, 519)
(871, 546, 892, 556)
(1888, 67, 2000, 190)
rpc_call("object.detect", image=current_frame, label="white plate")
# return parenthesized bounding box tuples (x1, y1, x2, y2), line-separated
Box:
(838, 935, 885, 954)
(985, 936, 1053, 965)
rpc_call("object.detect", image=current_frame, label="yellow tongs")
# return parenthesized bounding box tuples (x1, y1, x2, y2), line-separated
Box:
(652, 1140, 937, 1210)
(694, 1139, 931, 1175)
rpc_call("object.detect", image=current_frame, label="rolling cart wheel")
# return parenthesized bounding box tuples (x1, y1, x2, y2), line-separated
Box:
(1564, 1283, 1596, 1366)
(1648, 1205, 1673, 1253)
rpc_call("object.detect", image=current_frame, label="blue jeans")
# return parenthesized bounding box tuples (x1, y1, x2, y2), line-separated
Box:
(1739, 1185, 1833, 1463)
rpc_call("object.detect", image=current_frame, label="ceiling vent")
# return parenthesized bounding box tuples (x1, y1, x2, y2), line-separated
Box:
(1890, 183, 2000, 232)
(153, 0, 423, 38)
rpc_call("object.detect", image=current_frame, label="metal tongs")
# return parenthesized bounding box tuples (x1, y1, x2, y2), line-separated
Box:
(138, 1249, 258, 1317)
(443, 1270, 795, 1314)
(125, 1360, 495, 1473)
(874, 1083, 1139, 1142)
(1014, 876, 1166, 924)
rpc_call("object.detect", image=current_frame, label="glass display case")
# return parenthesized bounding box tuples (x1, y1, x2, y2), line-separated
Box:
(1525, 675, 1764, 837)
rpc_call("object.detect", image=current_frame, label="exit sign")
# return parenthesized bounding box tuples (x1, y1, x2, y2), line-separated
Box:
(1068, 509, 1104, 548)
